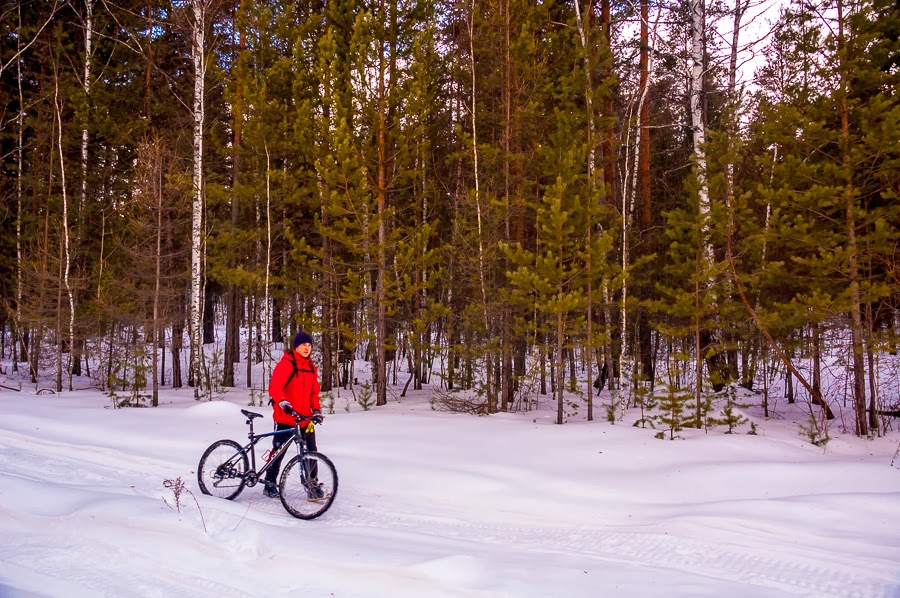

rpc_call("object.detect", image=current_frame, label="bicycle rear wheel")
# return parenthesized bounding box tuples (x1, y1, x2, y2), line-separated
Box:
(279, 451, 338, 520)
(197, 440, 248, 500)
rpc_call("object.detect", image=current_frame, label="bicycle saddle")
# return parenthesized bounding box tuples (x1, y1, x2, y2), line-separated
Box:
(241, 410, 264, 420)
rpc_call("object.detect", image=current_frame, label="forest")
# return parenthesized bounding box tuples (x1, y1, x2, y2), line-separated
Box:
(0, 0, 897, 435)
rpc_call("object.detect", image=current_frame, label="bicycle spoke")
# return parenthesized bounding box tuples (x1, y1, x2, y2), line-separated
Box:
(279, 452, 338, 520)
(197, 440, 248, 500)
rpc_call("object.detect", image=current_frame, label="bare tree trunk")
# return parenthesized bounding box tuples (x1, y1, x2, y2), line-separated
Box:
(619, 110, 632, 388)
(54, 66, 75, 392)
(319, 70, 334, 391)
(556, 291, 564, 424)
(375, 0, 388, 407)
(568, 347, 576, 392)
(619, 0, 660, 391)
(14, 0, 25, 371)
(725, 0, 746, 200)
(725, 0, 749, 204)
(865, 302, 879, 431)
(263, 145, 273, 382)
(836, 0, 867, 436)
(246, 295, 254, 388)
(637, 0, 653, 384)
(189, 0, 207, 398)
(501, 0, 512, 412)
(689, 0, 711, 262)
(30, 327, 40, 386)
(761, 338, 769, 416)
(250, 183, 262, 380)
(811, 323, 822, 400)
(80, 0, 92, 229)
(56, 242, 64, 393)
(600, 0, 615, 213)
(574, 0, 595, 420)
(159, 328, 165, 388)
(468, 0, 494, 411)
(786, 365, 794, 403)
(539, 339, 546, 396)
(151, 141, 162, 406)
(600, 0, 618, 394)
(695, 271, 703, 423)
(690, 0, 731, 391)
(223, 8, 244, 388)
(169, 209, 183, 389)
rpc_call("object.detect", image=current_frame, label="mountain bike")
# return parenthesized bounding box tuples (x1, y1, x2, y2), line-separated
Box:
(196, 402, 338, 520)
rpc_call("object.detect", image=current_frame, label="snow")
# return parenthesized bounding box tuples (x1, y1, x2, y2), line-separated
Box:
(1, 366, 899, 597)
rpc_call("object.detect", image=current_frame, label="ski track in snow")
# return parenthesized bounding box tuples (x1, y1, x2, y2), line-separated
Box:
(0, 427, 897, 598)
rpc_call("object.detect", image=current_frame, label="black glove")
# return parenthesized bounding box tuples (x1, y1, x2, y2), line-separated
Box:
(279, 400, 295, 416)
(312, 410, 324, 424)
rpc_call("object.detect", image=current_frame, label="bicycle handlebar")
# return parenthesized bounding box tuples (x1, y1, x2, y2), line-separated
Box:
(278, 400, 324, 425)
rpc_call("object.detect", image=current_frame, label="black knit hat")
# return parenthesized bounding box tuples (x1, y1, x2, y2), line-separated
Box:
(292, 331, 313, 348)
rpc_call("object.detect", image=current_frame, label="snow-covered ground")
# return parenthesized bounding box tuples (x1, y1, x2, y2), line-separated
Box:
(1, 357, 899, 597)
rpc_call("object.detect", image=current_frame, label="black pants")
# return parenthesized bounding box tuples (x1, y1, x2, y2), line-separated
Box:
(264, 422, 317, 485)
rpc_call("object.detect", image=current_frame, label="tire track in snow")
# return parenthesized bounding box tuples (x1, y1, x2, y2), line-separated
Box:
(0, 427, 183, 489)
(326, 490, 898, 598)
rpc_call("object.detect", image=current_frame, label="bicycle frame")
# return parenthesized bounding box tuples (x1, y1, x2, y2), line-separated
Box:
(228, 415, 309, 485)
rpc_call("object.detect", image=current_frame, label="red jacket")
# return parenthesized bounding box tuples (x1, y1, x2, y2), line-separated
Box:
(268, 351, 321, 426)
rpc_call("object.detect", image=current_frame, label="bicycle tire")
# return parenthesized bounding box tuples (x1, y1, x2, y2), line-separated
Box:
(279, 451, 338, 520)
(197, 439, 248, 500)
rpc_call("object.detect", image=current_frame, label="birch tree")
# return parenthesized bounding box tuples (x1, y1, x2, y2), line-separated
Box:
(53, 61, 75, 392)
(688, 0, 710, 263)
(189, 0, 208, 398)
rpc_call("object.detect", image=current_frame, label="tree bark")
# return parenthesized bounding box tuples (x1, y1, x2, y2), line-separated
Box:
(189, 0, 207, 397)
(574, 0, 605, 419)
(263, 145, 273, 382)
(689, 0, 730, 391)
(152, 141, 163, 406)
(54, 64, 75, 392)
(468, 0, 495, 411)
(637, 0, 653, 384)
(375, 0, 388, 407)
(223, 8, 245, 389)
(14, 0, 25, 370)
(836, 0, 867, 436)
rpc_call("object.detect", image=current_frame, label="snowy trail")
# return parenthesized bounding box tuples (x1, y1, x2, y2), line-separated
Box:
(328, 501, 899, 598)
(1, 425, 897, 598)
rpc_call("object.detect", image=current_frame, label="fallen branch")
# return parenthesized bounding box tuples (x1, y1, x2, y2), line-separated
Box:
(430, 389, 490, 415)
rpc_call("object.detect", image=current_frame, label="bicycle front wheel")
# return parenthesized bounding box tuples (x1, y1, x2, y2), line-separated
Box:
(279, 451, 338, 520)
(197, 440, 248, 500)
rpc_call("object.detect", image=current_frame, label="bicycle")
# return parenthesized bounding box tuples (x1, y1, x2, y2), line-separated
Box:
(196, 401, 339, 520)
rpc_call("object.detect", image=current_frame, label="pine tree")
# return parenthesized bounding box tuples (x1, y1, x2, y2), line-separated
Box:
(750, 0, 899, 435)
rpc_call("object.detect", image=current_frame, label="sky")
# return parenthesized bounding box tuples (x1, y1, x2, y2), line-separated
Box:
(1, 354, 899, 598)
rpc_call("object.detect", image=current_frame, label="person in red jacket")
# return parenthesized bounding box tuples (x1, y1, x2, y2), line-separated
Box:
(263, 331, 324, 498)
